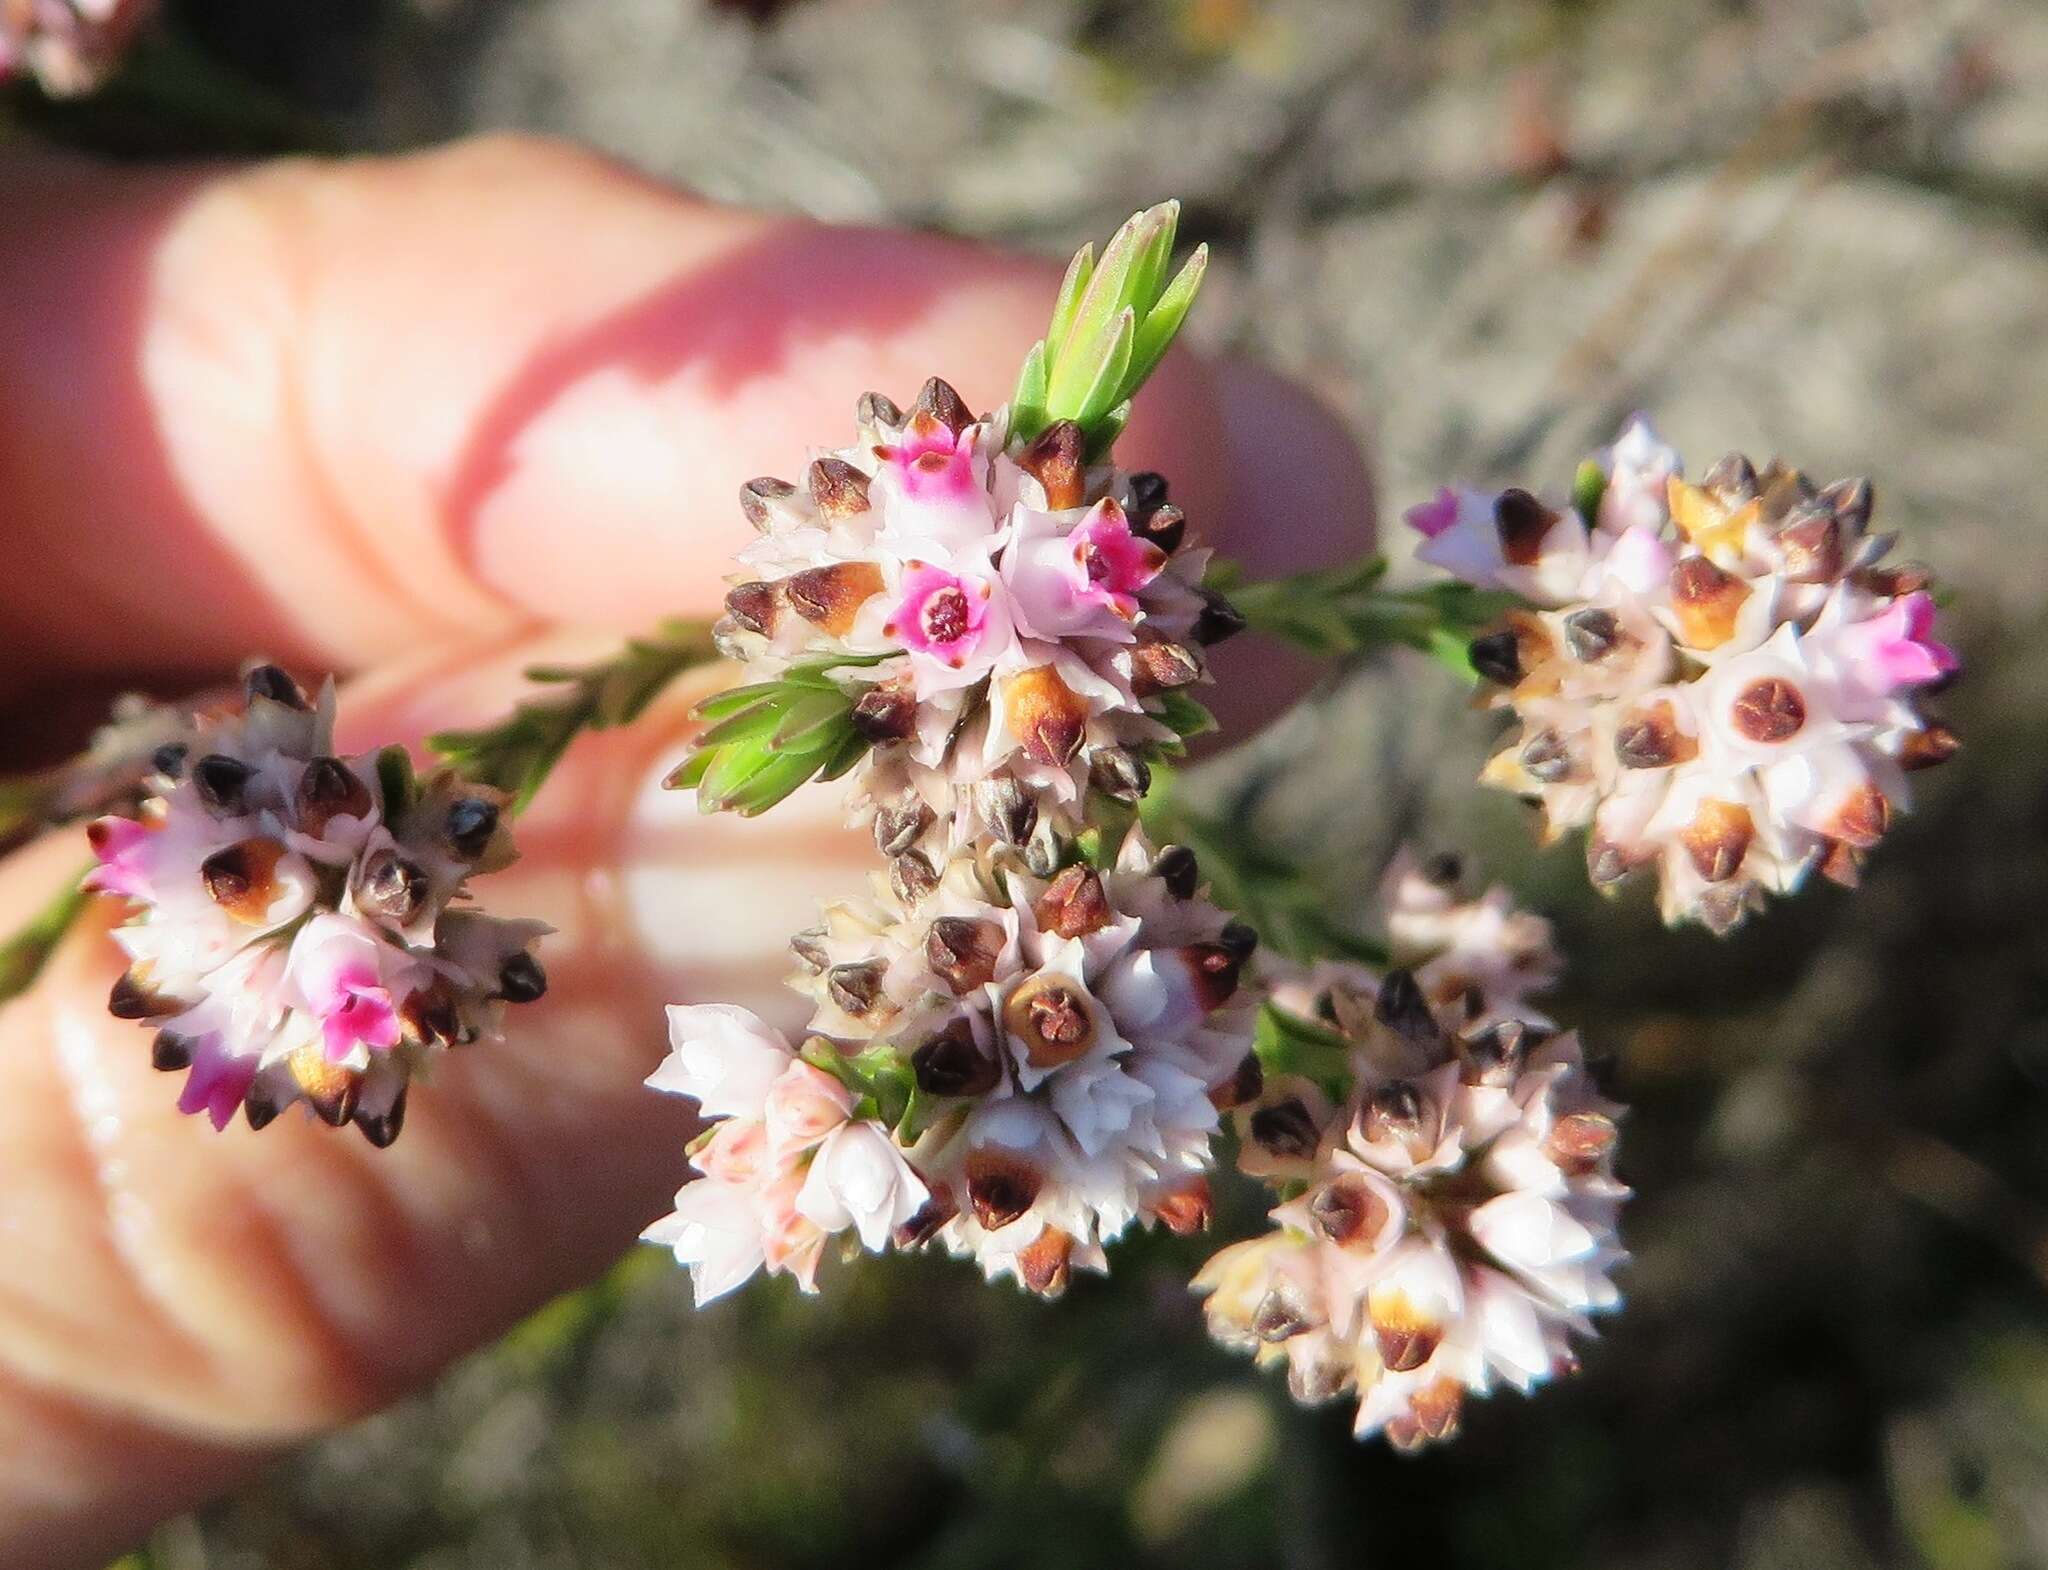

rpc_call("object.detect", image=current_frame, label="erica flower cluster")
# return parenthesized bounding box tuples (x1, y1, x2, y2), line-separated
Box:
(1198, 854, 1625, 1448)
(84, 666, 548, 1143)
(646, 823, 1259, 1300)
(1406, 420, 1960, 930)
(0, 0, 150, 95)
(688, 371, 1236, 857)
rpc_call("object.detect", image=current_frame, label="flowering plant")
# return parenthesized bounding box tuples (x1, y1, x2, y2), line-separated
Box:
(6, 199, 1957, 1451)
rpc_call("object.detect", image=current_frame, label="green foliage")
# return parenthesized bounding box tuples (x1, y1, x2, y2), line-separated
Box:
(428, 621, 717, 812)
(666, 656, 889, 817)
(0, 874, 89, 1008)
(1010, 202, 1209, 459)
(1251, 1003, 1355, 1100)
(1211, 552, 1515, 680)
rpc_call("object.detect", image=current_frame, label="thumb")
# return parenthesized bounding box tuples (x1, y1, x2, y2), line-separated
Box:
(0, 631, 861, 1570)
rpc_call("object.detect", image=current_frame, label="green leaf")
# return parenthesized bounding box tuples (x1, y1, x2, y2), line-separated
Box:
(1253, 1002, 1355, 1099)
(1124, 244, 1208, 391)
(1047, 241, 1095, 347)
(0, 875, 90, 1007)
(1572, 459, 1608, 528)
(1009, 339, 1051, 436)
(374, 745, 417, 817)
(1154, 690, 1218, 742)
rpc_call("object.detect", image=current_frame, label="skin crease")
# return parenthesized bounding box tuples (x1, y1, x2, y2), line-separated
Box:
(0, 135, 1371, 1570)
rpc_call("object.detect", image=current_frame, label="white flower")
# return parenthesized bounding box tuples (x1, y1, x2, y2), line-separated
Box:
(796, 1122, 929, 1250)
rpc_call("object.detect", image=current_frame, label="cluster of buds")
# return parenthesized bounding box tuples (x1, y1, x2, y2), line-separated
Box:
(645, 829, 1258, 1299)
(1405, 420, 1959, 930)
(1197, 854, 1626, 1448)
(84, 666, 548, 1143)
(0, 0, 150, 95)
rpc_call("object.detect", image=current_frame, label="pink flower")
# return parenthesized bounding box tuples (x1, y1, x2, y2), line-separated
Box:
(762, 1060, 854, 1158)
(176, 1041, 258, 1132)
(1068, 505, 1165, 619)
(286, 914, 404, 1063)
(84, 815, 154, 899)
(886, 560, 1005, 670)
(872, 414, 998, 559)
(1404, 488, 1463, 540)
(880, 414, 978, 504)
(693, 1118, 768, 1186)
(1001, 502, 1163, 643)
(1832, 592, 1959, 695)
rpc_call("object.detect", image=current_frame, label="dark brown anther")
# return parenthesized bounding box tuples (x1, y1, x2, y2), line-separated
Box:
(789, 928, 830, 973)
(1459, 1019, 1536, 1084)
(1423, 851, 1463, 887)
(806, 457, 872, 519)
(975, 777, 1039, 848)
(1668, 556, 1750, 649)
(890, 851, 939, 906)
(1005, 977, 1096, 1068)
(1857, 561, 1932, 598)
(1545, 1111, 1617, 1175)
(965, 1150, 1041, 1229)
(1730, 677, 1806, 744)
(1130, 638, 1201, 696)
(1819, 476, 1873, 531)
(850, 679, 917, 743)
(109, 969, 177, 1021)
(1002, 667, 1086, 769)
(1374, 969, 1439, 1044)
(1192, 586, 1247, 645)
(1694, 882, 1752, 935)
(1899, 721, 1960, 771)
(1017, 1227, 1074, 1296)
(739, 476, 798, 530)
(1701, 452, 1760, 504)
(1153, 844, 1200, 899)
(201, 838, 289, 922)
(1153, 1179, 1213, 1236)
(1181, 943, 1245, 1010)
(1248, 1098, 1321, 1159)
(1217, 921, 1258, 963)
(912, 1023, 1001, 1098)
(787, 560, 884, 637)
(193, 754, 257, 813)
(1252, 1285, 1316, 1343)
(1519, 729, 1576, 783)
(356, 1088, 410, 1149)
(445, 797, 501, 860)
(296, 757, 372, 838)
(856, 390, 903, 429)
(1018, 419, 1087, 509)
(1587, 839, 1635, 890)
(496, 952, 548, 1004)
(1362, 1081, 1425, 1142)
(927, 916, 1003, 994)
(1125, 470, 1169, 520)
(150, 1029, 192, 1072)
(1615, 701, 1695, 769)
(1829, 782, 1892, 848)
(243, 1083, 283, 1130)
(1309, 1174, 1391, 1249)
(1035, 866, 1112, 939)
(1209, 1052, 1264, 1111)
(1088, 747, 1150, 803)
(912, 376, 975, 435)
(723, 581, 781, 637)
(290, 1047, 359, 1127)
(1699, 824, 1777, 921)
(1774, 509, 1843, 583)
(873, 802, 931, 858)
(1494, 488, 1561, 565)
(244, 664, 309, 710)
(1467, 629, 1523, 686)
(1563, 608, 1620, 663)
(151, 743, 189, 779)
(826, 959, 887, 1017)
(354, 851, 425, 925)
(1132, 501, 1186, 555)
(402, 981, 462, 1048)
(893, 1188, 958, 1249)
(1374, 1316, 1444, 1376)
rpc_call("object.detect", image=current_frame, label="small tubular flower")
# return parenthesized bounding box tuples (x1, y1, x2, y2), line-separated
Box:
(1406, 418, 1958, 931)
(83, 666, 548, 1143)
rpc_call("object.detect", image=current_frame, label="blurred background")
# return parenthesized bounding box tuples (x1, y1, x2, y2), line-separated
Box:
(14, 0, 2048, 1565)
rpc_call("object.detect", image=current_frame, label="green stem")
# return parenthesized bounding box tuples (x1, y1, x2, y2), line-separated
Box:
(0, 874, 89, 1008)
(427, 620, 720, 813)
(1210, 552, 1514, 679)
